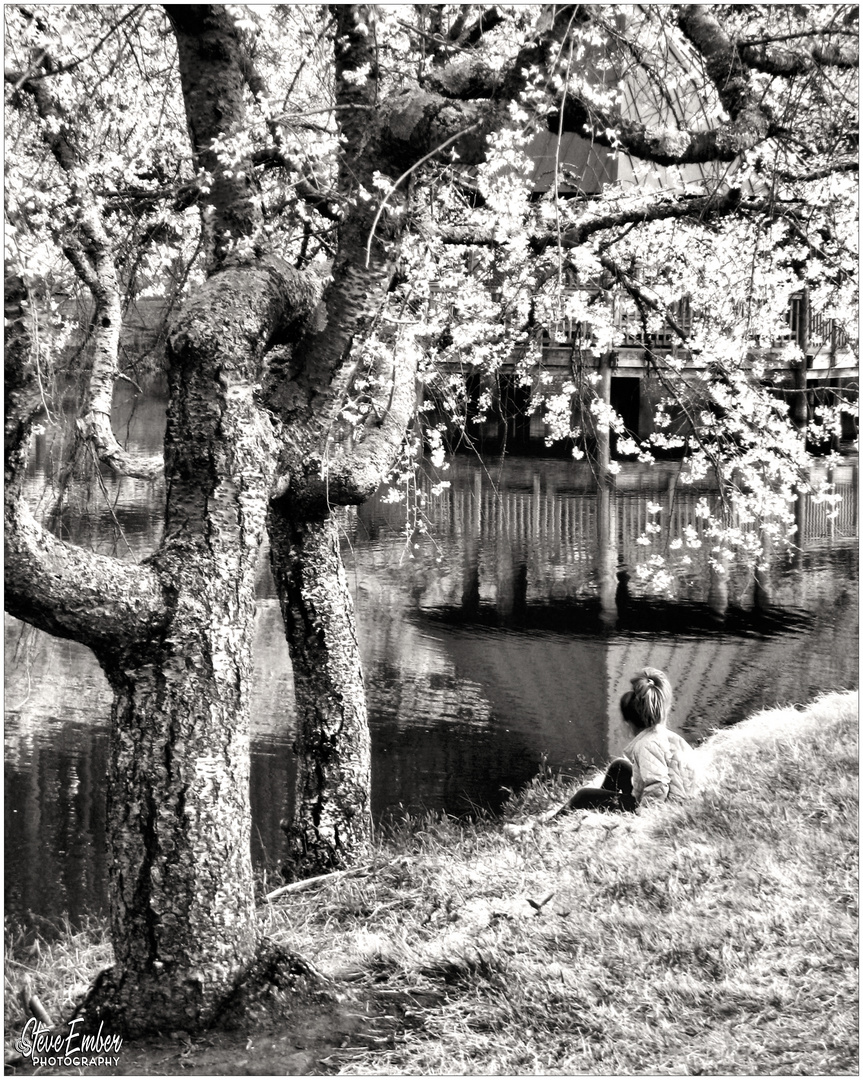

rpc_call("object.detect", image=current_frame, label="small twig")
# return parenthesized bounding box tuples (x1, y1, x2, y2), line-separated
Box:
(20, 975, 53, 1027)
(263, 862, 374, 902)
(364, 123, 480, 268)
(264, 854, 414, 903)
(526, 889, 556, 912)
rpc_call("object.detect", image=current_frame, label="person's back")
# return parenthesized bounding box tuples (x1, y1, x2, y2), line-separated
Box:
(624, 723, 698, 807)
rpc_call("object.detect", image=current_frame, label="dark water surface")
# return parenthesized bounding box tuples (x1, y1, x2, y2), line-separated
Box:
(4, 392, 858, 927)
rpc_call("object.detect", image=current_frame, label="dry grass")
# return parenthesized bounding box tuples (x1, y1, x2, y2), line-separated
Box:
(5, 917, 112, 1033)
(6, 691, 858, 1076)
(264, 690, 858, 1075)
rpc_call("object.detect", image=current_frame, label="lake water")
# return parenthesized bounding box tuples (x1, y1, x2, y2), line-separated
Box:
(4, 390, 858, 927)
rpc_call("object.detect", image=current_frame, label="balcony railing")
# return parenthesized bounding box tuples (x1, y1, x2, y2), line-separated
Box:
(430, 284, 851, 360)
(785, 295, 848, 351)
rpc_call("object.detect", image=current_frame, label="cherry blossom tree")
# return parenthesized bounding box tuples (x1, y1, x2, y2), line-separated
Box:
(5, 3, 857, 1034)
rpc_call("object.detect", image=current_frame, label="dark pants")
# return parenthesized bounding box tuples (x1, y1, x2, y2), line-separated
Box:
(564, 758, 638, 813)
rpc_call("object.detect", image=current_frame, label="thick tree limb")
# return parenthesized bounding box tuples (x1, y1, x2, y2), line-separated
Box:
(419, 5, 776, 167)
(548, 97, 769, 165)
(422, 5, 584, 102)
(533, 187, 749, 251)
(422, 56, 504, 100)
(739, 39, 858, 76)
(777, 157, 858, 183)
(437, 187, 754, 250)
(456, 6, 506, 49)
(278, 340, 420, 508)
(4, 273, 168, 650)
(166, 5, 262, 268)
(674, 6, 765, 121)
(545, 5, 776, 165)
(5, 500, 169, 653)
(268, 6, 401, 433)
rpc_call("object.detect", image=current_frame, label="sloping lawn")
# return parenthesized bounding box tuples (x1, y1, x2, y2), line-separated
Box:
(6, 691, 857, 1076)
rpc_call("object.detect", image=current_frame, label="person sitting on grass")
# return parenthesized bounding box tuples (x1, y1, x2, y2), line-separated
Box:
(505, 668, 697, 835)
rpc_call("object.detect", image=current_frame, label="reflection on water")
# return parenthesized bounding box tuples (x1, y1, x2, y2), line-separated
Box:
(4, 402, 858, 927)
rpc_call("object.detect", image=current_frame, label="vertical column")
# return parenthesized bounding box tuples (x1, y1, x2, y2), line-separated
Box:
(596, 355, 617, 629)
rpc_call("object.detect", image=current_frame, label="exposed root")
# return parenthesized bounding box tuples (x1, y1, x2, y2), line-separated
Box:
(68, 940, 335, 1039)
(214, 939, 336, 1031)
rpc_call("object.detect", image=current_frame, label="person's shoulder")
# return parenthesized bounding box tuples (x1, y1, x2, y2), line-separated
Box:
(631, 724, 668, 744)
(626, 726, 667, 757)
(631, 725, 691, 752)
(666, 728, 694, 751)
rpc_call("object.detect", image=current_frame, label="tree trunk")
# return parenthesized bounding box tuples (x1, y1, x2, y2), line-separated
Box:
(91, 559, 259, 1034)
(267, 502, 372, 880)
(82, 262, 292, 1034)
(791, 287, 811, 434)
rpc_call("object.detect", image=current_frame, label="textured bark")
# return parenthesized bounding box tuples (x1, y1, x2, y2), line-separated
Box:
(675, 6, 763, 120)
(268, 503, 372, 879)
(4, 272, 42, 498)
(167, 6, 262, 269)
(8, 35, 303, 1031)
(791, 287, 811, 433)
(5, 503, 168, 653)
(88, 558, 259, 1034)
(4, 274, 168, 650)
(260, 10, 424, 871)
(551, 97, 767, 165)
(11, 3, 847, 1038)
(79, 255, 295, 1033)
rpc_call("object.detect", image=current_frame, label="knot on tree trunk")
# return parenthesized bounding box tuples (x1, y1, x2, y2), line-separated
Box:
(280, 819, 356, 883)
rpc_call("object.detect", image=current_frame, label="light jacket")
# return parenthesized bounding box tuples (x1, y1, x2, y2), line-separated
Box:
(624, 724, 698, 807)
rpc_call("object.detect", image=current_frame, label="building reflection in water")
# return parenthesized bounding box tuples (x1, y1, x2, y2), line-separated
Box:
(5, 451, 858, 928)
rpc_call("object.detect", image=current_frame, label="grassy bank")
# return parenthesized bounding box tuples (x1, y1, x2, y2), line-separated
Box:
(6, 691, 858, 1075)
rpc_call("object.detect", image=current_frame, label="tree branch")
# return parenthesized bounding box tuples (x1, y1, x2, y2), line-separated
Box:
(535, 187, 749, 250)
(10, 64, 163, 480)
(422, 5, 584, 102)
(5, 499, 170, 654)
(251, 148, 344, 222)
(239, 44, 344, 222)
(674, 5, 764, 120)
(738, 38, 858, 76)
(598, 252, 689, 342)
(548, 96, 770, 165)
(267, 6, 402, 436)
(542, 5, 778, 165)
(776, 157, 858, 183)
(280, 342, 420, 507)
(8, 5, 141, 85)
(165, 4, 262, 269)
(4, 273, 168, 652)
(437, 187, 754, 250)
(455, 6, 506, 49)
